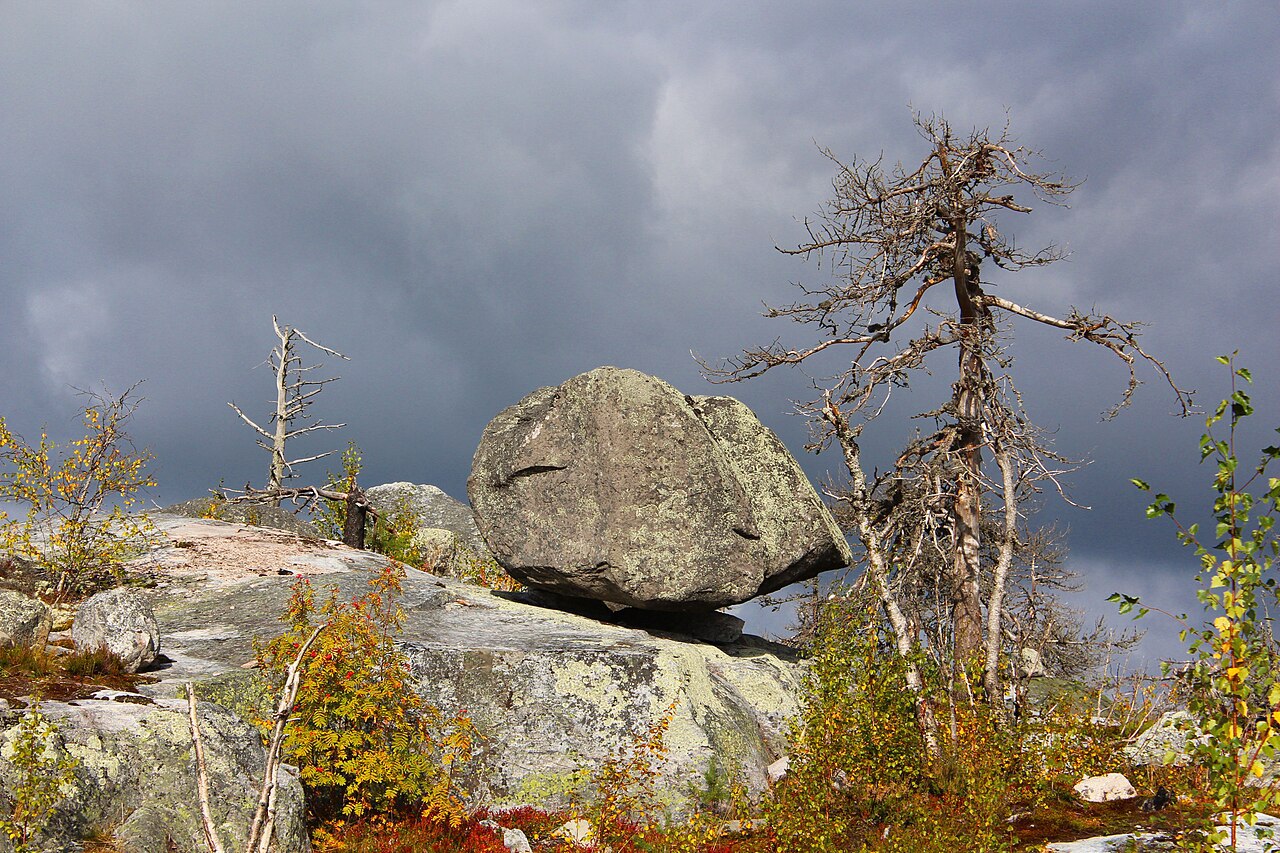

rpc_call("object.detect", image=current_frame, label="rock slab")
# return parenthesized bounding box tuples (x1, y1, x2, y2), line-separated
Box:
(0, 697, 307, 853)
(133, 518, 801, 815)
(468, 367, 851, 611)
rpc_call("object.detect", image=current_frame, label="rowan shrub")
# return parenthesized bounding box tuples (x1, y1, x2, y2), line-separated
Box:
(255, 563, 477, 831)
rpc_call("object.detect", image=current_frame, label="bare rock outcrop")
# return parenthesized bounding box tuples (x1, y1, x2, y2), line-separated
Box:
(467, 367, 851, 611)
(0, 696, 307, 853)
(128, 516, 800, 815)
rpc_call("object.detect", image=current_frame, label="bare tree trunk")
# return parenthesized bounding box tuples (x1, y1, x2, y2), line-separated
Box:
(268, 321, 291, 500)
(824, 394, 939, 757)
(228, 316, 349, 506)
(245, 624, 326, 853)
(983, 445, 1018, 703)
(185, 683, 228, 853)
(342, 487, 367, 549)
(941, 160, 987, 673)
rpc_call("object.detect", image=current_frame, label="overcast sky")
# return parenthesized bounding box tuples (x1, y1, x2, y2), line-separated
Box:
(2, 2, 1276, 665)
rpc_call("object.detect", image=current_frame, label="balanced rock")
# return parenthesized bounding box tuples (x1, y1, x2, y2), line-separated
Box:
(468, 367, 851, 611)
(0, 588, 52, 648)
(72, 587, 160, 673)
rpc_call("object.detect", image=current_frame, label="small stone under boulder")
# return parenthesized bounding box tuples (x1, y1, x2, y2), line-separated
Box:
(72, 587, 160, 673)
(468, 367, 851, 611)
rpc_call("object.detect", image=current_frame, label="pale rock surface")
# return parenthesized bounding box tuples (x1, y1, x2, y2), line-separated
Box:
(1073, 772, 1137, 803)
(131, 516, 800, 814)
(72, 587, 160, 672)
(161, 497, 319, 537)
(468, 367, 851, 611)
(0, 588, 52, 648)
(0, 697, 306, 853)
(1046, 813, 1280, 852)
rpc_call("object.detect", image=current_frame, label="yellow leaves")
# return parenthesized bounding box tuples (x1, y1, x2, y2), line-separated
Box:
(0, 388, 155, 595)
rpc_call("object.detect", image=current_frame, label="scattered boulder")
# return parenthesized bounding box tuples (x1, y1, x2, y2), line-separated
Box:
(468, 367, 851, 611)
(408, 527, 497, 582)
(365, 482, 491, 555)
(479, 819, 533, 853)
(1073, 772, 1137, 803)
(72, 587, 160, 673)
(557, 818, 593, 847)
(0, 697, 307, 853)
(1124, 710, 1206, 766)
(0, 588, 52, 648)
(1019, 647, 1047, 679)
(160, 497, 320, 538)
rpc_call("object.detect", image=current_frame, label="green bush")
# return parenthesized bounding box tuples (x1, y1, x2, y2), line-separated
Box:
(1119, 355, 1280, 851)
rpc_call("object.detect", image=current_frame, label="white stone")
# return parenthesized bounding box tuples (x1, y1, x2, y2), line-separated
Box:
(558, 818, 593, 847)
(767, 755, 790, 782)
(1073, 772, 1137, 803)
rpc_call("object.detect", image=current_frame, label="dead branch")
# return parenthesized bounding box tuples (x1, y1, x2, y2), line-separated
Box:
(186, 683, 228, 853)
(244, 623, 325, 853)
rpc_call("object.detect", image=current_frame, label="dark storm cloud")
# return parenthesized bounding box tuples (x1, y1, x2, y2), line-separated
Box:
(2, 2, 1275, 659)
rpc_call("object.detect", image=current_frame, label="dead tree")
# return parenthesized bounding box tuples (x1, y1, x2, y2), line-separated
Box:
(707, 114, 1190, 718)
(215, 484, 377, 550)
(229, 316, 349, 500)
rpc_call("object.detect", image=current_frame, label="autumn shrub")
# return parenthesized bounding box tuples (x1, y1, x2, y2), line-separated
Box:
(316, 812, 508, 853)
(1116, 355, 1280, 850)
(0, 386, 156, 597)
(0, 700, 81, 853)
(255, 562, 477, 832)
(760, 593, 1057, 852)
(762, 598, 927, 851)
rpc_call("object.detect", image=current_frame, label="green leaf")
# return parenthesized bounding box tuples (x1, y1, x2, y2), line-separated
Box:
(1131, 478, 1151, 491)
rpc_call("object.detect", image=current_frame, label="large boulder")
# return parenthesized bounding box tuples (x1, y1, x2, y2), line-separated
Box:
(0, 696, 307, 853)
(467, 367, 851, 611)
(0, 589, 52, 648)
(133, 517, 801, 815)
(72, 588, 160, 673)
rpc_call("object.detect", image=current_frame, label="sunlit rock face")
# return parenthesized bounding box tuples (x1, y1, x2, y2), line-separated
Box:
(468, 367, 851, 612)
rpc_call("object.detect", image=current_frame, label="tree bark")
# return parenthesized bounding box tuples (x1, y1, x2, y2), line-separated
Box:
(945, 180, 986, 671)
(342, 487, 367, 550)
(983, 445, 1018, 703)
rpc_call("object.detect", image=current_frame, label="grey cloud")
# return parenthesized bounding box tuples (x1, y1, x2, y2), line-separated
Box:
(1, 2, 1275, 654)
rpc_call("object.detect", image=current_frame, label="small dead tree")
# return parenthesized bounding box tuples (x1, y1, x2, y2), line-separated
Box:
(229, 316, 349, 498)
(707, 114, 1190, 726)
